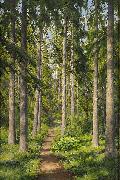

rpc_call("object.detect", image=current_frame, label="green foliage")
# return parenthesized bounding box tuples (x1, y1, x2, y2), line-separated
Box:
(52, 136, 81, 152)
(52, 129, 118, 179)
(66, 115, 92, 137)
(0, 125, 48, 179)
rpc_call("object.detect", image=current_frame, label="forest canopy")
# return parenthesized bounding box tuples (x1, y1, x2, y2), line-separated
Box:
(0, 0, 119, 179)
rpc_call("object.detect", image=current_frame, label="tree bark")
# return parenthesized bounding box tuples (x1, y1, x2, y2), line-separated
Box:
(117, 1, 120, 178)
(33, 30, 42, 136)
(19, 0, 28, 151)
(8, 0, 16, 145)
(105, 0, 115, 157)
(92, 0, 99, 147)
(70, 24, 75, 118)
(37, 30, 42, 132)
(61, 15, 67, 135)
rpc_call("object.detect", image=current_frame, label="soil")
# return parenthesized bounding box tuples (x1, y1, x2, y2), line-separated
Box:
(37, 128, 74, 180)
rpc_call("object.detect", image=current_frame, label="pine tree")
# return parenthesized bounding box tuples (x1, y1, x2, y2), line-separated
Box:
(61, 14, 67, 135)
(105, 0, 115, 157)
(8, 0, 16, 144)
(92, 0, 99, 147)
(19, 0, 28, 151)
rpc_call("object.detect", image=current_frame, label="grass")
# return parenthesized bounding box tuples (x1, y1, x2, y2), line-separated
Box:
(51, 128, 119, 180)
(0, 124, 48, 180)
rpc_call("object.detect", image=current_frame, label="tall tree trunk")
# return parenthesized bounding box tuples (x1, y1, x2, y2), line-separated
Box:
(37, 30, 42, 132)
(33, 29, 43, 134)
(8, 0, 16, 145)
(70, 24, 75, 118)
(61, 15, 67, 135)
(19, 0, 27, 151)
(117, 1, 120, 178)
(105, 0, 115, 157)
(92, 0, 99, 147)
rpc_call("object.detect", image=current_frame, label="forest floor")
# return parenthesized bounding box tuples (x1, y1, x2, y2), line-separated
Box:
(37, 128, 74, 180)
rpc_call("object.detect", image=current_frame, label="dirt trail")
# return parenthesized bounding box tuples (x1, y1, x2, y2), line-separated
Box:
(37, 128, 73, 180)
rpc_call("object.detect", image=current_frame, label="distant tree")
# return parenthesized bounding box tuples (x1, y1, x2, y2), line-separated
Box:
(19, 0, 28, 151)
(70, 23, 75, 118)
(61, 14, 67, 135)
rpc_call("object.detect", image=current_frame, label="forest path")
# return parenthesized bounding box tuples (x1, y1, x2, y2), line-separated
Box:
(37, 128, 73, 180)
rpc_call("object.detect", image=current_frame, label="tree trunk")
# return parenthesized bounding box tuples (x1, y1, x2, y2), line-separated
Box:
(105, 0, 115, 157)
(37, 30, 42, 132)
(61, 15, 67, 135)
(32, 90, 39, 136)
(19, 0, 28, 151)
(70, 24, 75, 118)
(66, 72, 71, 120)
(92, 0, 99, 147)
(8, 0, 16, 145)
(117, 1, 120, 178)
(32, 30, 42, 136)
(37, 92, 42, 132)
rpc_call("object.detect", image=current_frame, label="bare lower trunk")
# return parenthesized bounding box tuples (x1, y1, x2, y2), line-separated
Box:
(19, 0, 27, 151)
(105, 0, 115, 157)
(8, 0, 16, 144)
(92, 0, 99, 147)
(61, 15, 67, 135)
(66, 73, 71, 120)
(32, 90, 39, 136)
(37, 92, 42, 132)
(8, 70, 16, 144)
(70, 24, 75, 118)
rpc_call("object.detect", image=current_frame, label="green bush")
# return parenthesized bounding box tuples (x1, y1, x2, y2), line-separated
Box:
(52, 130, 118, 179)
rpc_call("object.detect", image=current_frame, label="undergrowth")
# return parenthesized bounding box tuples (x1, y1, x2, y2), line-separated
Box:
(51, 127, 119, 180)
(0, 124, 48, 180)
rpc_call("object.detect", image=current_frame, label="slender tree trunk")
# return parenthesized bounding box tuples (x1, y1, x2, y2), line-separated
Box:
(105, 0, 115, 157)
(8, 0, 16, 145)
(19, 0, 27, 151)
(117, 1, 120, 178)
(37, 29, 42, 132)
(66, 72, 71, 120)
(70, 24, 75, 118)
(92, 0, 99, 147)
(37, 92, 42, 132)
(32, 30, 42, 136)
(61, 15, 67, 135)
(33, 90, 39, 136)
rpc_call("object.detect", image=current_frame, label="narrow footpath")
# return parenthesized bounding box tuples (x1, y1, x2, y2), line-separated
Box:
(37, 128, 73, 180)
